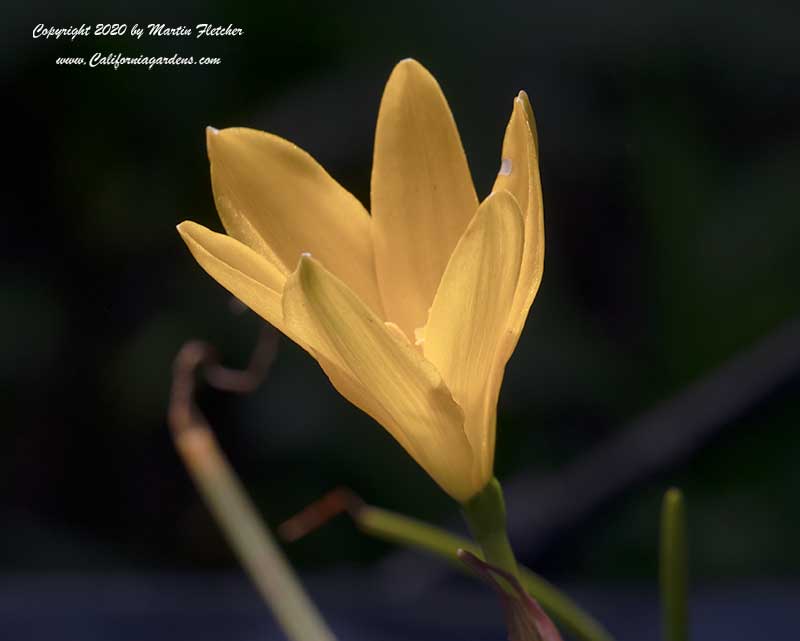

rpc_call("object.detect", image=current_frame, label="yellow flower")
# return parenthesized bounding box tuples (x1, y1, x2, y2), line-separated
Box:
(177, 59, 543, 503)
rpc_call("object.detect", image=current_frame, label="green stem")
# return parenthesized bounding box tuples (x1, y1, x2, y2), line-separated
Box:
(660, 488, 688, 641)
(355, 502, 615, 641)
(461, 477, 520, 581)
(176, 427, 336, 641)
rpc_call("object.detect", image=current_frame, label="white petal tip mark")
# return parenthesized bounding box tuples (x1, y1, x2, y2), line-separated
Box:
(414, 326, 425, 346)
(499, 158, 513, 176)
(301, 251, 312, 258)
(206, 126, 219, 135)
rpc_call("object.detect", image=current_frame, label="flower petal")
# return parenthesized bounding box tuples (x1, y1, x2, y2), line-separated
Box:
(518, 90, 539, 156)
(371, 58, 479, 339)
(312, 353, 421, 470)
(206, 126, 384, 316)
(283, 255, 477, 502)
(491, 93, 544, 354)
(177, 220, 287, 331)
(423, 191, 524, 482)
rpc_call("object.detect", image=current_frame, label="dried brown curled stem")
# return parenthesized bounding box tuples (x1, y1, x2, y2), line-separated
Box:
(278, 487, 365, 543)
(166, 320, 336, 641)
(168, 326, 278, 438)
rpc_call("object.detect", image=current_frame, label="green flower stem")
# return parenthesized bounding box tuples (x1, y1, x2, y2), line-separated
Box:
(461, 477, 520, 581)
(176, 427, 336, 641)
(660, 488, 688, 641)
(355, 500, 615, 641)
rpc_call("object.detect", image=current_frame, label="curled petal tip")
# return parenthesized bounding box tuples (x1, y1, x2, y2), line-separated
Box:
(205, 126, 221, 153)
(397, 57, 420, 67)
(392, 57, 427, 78)
(294, 251, 316, 275)
(517, 90, 534, 109)
(176, 220, 196, 236)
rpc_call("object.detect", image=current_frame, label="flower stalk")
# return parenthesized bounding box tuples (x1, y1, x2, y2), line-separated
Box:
(360, 502, 614, 641)
(280, 487, 615, 641)
(462, 477, 520, 582)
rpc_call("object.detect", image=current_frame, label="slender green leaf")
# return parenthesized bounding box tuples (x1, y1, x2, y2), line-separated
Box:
(660, 488, 688, 641)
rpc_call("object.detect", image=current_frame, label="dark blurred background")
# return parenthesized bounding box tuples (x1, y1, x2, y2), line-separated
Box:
(3, 1, 800, 639)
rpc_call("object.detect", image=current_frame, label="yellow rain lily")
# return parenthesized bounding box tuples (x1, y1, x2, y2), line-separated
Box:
(177, 59, 543, 503)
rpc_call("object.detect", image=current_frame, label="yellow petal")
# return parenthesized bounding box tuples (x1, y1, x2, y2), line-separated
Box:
(423, 190, 524, 482)
(517, 90, 539, 156)
(371, 58, 479, 339)
(206, 126, 384, 316)
(177, 220, 288, 332)
(312, 353, 421, 472)
(491, 93, 544, 354)
(283, 255, 478, 502)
